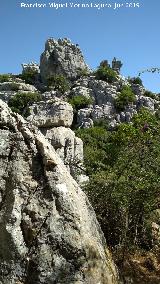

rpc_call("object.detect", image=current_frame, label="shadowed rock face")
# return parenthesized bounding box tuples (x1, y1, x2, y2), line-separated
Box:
(40, 38, 90, 82)
(0, 100, 118, 284)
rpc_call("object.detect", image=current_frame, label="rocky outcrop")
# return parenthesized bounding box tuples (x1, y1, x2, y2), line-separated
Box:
(40, 126, 87, 183)
(88, 79, 117, 105)
(26, 97, 86, 182)
(137, 95, 156, 111)
(22, 62, 40, 74)
(70, 75, 160, 128)
(0, 91, 16, 103)
(0, 82, 37, 92)
(71, 86, 93, 101)
(27, 98, 73, 127)
(40, 38, 90, 82)
(0, 99, 118, 284)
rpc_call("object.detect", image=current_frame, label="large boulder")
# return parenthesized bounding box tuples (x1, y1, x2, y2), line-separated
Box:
(40, 38, 90, 82)
(0, 99, 118, 284)
(27, 99, 73, 127)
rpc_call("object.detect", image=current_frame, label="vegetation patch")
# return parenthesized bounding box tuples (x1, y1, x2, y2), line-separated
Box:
(76, 108, 160, 264)
(144, 90, 157, 100)
(128, 77, 143, 86)
(95, 65, 117, 83)
(8, 92, 42, 117)
(68, 95, 93, 112)
(20, 70, 39, 85)
(9, 82, 20, 91)
(77, 67, 90, 78)
(114, 85, 136, 111)
(47, 74, 69, 93)
(0, 74, 11, 83)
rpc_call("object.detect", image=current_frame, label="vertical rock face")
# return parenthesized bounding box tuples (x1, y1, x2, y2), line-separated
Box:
(40, 38, 90, 82)
(0, 100, 118, 284)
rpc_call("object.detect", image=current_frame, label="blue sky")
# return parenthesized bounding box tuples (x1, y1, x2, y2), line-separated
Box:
(1, 0, 160, 92)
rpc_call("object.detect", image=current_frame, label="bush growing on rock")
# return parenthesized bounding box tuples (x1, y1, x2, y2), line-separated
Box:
(47, 74, 69, 93)
(8, 92, 42, 117)
(114, 85, 136, 111)
(144, 90, 157, 100)
(20, 70, 38, 84)
(77, 67, 90, 78)
(128, 76, 143, 86)
(0, 74, 11, 82)
(95, 65, 117, 83)
(76, 125, 109, 174)
(68, 95, 93, 112)
(76, 108, 160, 260)
(9, 82, 20, 91)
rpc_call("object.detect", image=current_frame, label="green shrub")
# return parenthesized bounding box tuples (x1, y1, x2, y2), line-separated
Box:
(77, 109, 160, 252)
(10, 82, 20, 91)
(8, 92, 42, 117)
(77, 68, 89, 77)
(114, 85, 136, 111)
(20, 70, 38, 84)
(128, 77, 143, 86)
(95, 65, 117, 83)
(0, 74, 11, 83)
(144, 90, 157, 100)
(47, 74, 69, 93)
(68, 95, 93, 112)
(94, 118, 109, 129)
(76, 126, 109, 174)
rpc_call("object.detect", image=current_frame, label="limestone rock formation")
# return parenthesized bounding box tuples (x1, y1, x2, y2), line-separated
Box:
(88, 79, 117, 105)
(22, 62, 40, 74)
(26, 97, 86, 182)
(0, 99, 118, 284)
(0, 91, 16, 103)
(0, 82, 37, 92)
(40, 126, 87, 183)
(27, 98, 73, 127)
(137, 95, 155, 111)
(70, 86, 93, 100)
(40, 38, 90, 82)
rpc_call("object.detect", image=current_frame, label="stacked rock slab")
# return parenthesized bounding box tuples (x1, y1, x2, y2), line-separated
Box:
(40, 38, 90, 82)
(27, 98, 87, 183)
(0, 99, 118, 284)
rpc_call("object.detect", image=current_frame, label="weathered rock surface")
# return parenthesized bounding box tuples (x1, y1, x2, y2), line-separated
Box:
(71, 86, 93, 100)
(0, 82, 37, 92)
(40, 126, 86, 182)
(0, 91, 16, 103)
(77, 104, 115, 128)
(27, 98, 73, 127)
(131, 83, 145, 96)
(88, 79, 117, 105)
(22, 62, 40, 74)
(137, 95, 155, 111)
(40, 38, 90, 82)
(72, 75, 160, 128)
(0, 99, 118, 284)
